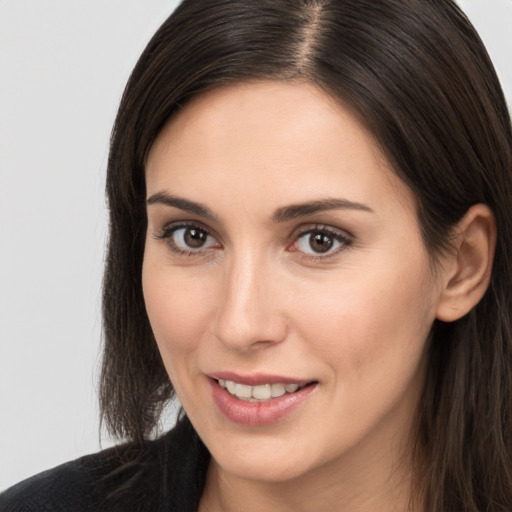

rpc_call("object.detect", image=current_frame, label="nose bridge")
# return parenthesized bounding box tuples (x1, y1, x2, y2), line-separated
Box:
(213, 245, 286, 351)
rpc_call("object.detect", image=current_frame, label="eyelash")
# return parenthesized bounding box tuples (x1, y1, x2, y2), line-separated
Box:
(154, 222, 353, 260)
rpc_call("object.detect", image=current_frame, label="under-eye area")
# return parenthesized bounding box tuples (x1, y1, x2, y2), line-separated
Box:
(152, 219, 354, 262)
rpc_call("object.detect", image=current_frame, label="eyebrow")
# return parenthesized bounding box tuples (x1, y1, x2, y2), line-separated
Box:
(146, 191, 374, 222)
(272, 198, 374, 223)
(146, 191, 217, 220)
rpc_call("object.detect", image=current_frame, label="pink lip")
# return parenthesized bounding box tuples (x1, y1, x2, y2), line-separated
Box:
(207, 376, 317, 427)
(208, 371, 312, 387)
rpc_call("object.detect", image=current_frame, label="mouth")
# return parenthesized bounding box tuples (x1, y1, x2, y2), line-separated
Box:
(208, 374, 318, 426)
(217, 379, 314, 402)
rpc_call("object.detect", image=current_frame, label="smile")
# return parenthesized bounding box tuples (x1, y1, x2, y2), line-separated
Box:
(218, 379, 307, 402)
(209, 375, 318, 426)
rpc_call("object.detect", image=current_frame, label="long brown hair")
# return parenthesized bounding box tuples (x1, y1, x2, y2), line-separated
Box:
(100, 0, 512, 508)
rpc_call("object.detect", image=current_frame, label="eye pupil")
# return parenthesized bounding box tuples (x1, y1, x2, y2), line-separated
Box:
(184, 227, 208, 248)
(309, 233, 333, 253)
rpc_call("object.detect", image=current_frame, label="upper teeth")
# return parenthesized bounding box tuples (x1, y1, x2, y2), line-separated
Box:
(219, 379, 304, 401)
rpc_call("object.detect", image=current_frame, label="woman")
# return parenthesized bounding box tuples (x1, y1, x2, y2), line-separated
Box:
(2, 0, 511, 510)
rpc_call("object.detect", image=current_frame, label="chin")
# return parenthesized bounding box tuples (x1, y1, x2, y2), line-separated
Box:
(211, 442, 317, 483)
(220, 460, 307, 483)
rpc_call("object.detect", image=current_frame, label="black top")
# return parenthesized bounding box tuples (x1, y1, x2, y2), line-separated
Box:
(0, 417, 210, 512)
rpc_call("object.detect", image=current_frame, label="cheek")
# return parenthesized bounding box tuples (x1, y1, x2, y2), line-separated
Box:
(142, 257, 216, 359)
(292, 256, 436, 387)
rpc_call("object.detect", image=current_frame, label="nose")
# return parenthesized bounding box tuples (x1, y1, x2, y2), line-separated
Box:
(213, 251, 288, 352)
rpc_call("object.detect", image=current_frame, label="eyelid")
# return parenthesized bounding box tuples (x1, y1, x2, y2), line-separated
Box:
(287, 218, 354, 237)
(156, 219, 218, 239)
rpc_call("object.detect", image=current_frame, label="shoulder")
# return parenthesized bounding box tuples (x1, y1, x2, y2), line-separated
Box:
(0, 437, 170, 512)
(0, 457, 108, 511)
(0, 445, 125, 512)
(0, 418, 210, 512)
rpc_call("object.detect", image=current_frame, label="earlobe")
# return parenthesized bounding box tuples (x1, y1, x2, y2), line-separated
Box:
(436, 204, 496, 323)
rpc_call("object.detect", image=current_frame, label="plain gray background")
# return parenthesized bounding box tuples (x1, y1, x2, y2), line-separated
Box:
(1, 0, 511, 492)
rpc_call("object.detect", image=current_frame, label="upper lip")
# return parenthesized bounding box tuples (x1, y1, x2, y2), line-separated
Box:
(207, 371, 314, 386)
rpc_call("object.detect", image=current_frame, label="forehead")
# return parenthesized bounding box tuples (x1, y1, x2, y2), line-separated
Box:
(145, 81, 415, 219)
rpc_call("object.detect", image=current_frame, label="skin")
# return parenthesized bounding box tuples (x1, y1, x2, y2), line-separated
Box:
(142, 81, 494, 511)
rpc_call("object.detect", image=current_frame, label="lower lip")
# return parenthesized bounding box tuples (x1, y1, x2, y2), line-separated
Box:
(208, 379, 317, 427)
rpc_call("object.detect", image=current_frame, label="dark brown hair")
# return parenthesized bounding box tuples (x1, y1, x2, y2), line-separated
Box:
(100, 0, 512, 509)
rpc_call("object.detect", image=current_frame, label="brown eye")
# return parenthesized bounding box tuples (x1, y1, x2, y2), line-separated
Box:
(308, 233, 334, 253)
(183, 227, 209, 248)
(293, 227, 351, 257)
(159, 224, 220, 254)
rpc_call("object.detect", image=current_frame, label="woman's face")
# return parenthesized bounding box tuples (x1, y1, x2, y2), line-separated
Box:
(143, 82, 445, 483)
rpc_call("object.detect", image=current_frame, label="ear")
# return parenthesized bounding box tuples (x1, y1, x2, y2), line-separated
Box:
(436, 204, 496, 322)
